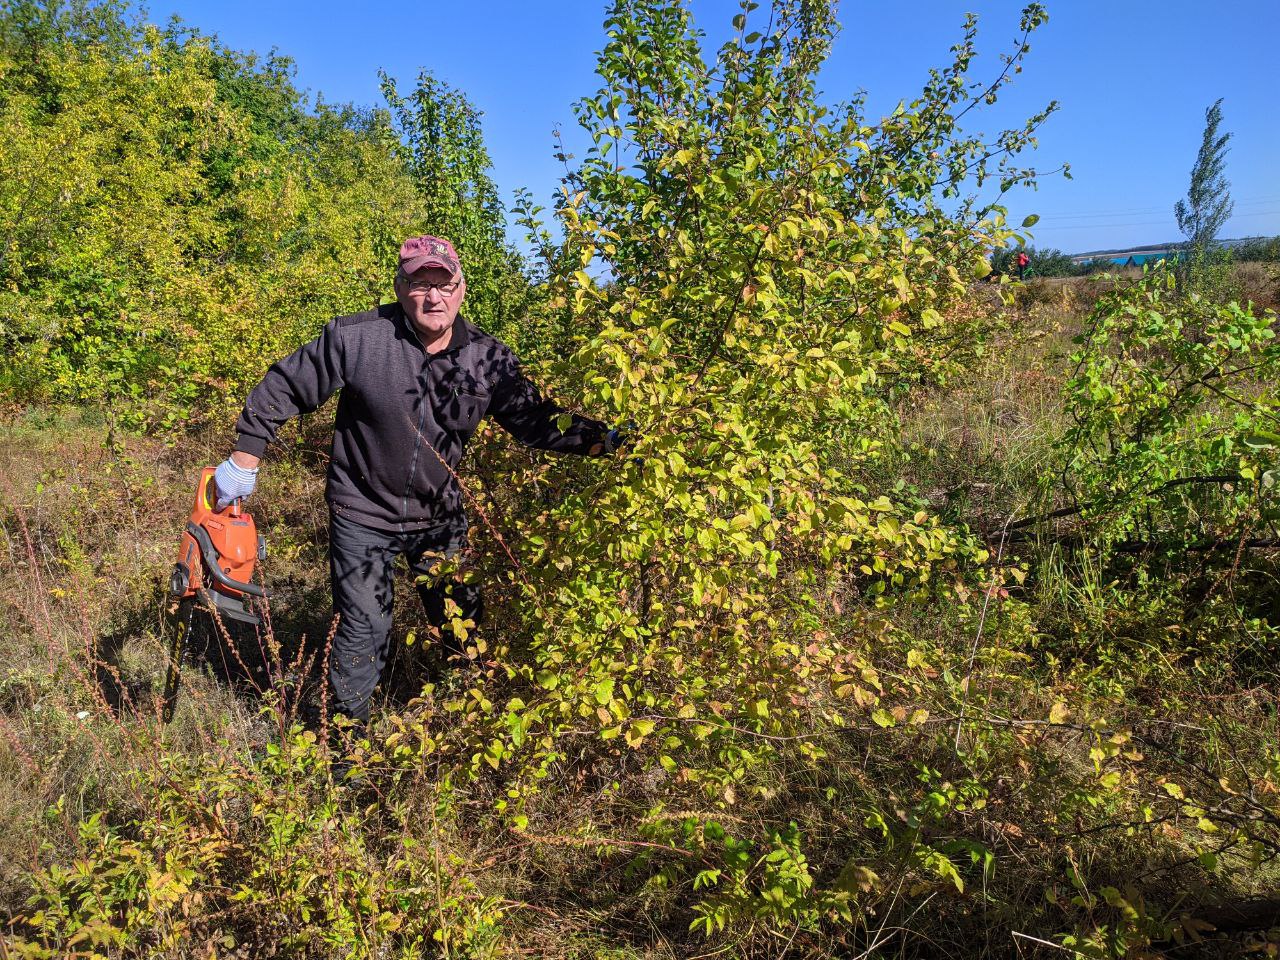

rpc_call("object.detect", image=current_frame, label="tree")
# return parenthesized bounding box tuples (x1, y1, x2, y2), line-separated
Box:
(1174, 98, 1233, 251)
(0, 2, 492, 423)
(379, 69, 529, 342)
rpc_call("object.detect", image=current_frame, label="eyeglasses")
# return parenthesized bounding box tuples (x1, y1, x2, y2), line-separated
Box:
(405, 280, 461, 295)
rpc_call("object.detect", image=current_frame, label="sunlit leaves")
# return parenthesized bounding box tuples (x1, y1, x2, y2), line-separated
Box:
(1056, 266, 1280, 552)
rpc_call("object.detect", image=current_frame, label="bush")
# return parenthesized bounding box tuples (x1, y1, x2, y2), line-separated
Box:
(5, 2, 1280, 958)
(0, 2, 523, 428)
(1234, 236, 1280, 263)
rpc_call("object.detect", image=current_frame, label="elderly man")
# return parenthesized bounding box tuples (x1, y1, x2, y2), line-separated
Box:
(214, 235, 624, 725)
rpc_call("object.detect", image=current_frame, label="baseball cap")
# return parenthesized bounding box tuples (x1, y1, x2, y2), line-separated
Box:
(399, 235, 460, 276)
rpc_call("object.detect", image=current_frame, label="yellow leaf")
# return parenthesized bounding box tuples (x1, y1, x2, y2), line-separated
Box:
(625, 720, 655, 747)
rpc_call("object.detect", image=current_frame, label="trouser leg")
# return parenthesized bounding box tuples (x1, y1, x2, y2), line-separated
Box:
(409, 526, 482, 662)
(328, 510, 401, 724)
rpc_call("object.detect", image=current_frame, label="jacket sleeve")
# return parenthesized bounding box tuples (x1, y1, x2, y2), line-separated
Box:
(234, 320, 346, 458)
(487, 349, 607, 455)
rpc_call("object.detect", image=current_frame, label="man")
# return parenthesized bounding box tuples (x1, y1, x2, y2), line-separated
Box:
(214, 235, 625, 725)
(1016, 250, 1030, 281)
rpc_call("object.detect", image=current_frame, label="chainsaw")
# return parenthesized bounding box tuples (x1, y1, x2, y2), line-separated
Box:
(162, 467, 267, 722)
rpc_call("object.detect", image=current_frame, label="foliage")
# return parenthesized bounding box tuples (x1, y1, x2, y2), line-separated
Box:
(4, 1, 1280, 958)
(1053, 266, 1280, 553)
(0, 0, 520, 426)
(1234, 236, 1280, 263)
(1179, 242, 1244, 305)
(1174, 98, 1234, 252)
(461, 0, 1046, 821)
(379, 69, 530, 344)
(1023, 267, 1280, 696)
(10, 729, 505, 959)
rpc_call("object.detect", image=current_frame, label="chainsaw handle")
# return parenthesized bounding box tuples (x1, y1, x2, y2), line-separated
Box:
(200, 467, 243, 517)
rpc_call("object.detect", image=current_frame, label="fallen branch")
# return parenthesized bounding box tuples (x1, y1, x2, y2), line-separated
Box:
(998, 474, 1243, 535)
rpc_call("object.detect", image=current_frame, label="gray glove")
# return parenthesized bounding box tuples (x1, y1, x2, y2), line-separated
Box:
(214, 457, 258, 510)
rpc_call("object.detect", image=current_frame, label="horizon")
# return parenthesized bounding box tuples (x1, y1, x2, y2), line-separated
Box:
(1071, 234, 1275, 257)
(145, 0, 1279, 255)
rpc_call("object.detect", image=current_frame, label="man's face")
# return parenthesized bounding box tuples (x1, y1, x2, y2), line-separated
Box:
(395, 265, 466, 341)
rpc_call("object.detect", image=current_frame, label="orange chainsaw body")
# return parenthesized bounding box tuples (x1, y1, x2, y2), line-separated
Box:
(170, 467, 265, 623)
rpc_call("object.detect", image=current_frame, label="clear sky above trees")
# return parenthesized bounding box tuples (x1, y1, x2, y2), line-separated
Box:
(148, 0, 1279, 254)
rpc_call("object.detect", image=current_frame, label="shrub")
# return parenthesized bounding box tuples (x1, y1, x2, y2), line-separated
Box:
(0, 2, 522, 428)
(6, 2, 1280, 958)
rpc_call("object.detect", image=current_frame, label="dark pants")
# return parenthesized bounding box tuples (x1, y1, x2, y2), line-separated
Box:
(328, 509, 483, 723)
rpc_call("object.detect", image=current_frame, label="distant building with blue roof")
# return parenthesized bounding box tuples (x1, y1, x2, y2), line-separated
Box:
(1120, 251, 1184, 267)
(1069, 238, 1272, 266)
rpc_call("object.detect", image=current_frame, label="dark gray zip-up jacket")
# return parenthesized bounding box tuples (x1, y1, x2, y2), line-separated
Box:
(234, 302, 606, 532)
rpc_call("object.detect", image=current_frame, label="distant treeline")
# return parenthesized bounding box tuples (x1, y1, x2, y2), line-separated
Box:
(990, 246, 1110, 277)
(1233, 236, 1280, 262)
(993, 237, 1280, 278)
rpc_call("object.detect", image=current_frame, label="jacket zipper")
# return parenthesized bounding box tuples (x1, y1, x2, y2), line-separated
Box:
(401, 383, 431, 532)
(400, 328, 434, 532)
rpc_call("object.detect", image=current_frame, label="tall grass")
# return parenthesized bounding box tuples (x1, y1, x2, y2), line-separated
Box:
(3, 288, 1280, 958)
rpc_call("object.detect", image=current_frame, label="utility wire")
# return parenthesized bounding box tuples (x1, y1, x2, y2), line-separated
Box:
(1025, 196, 1280, 225)
(1034, 210, 1280, 232)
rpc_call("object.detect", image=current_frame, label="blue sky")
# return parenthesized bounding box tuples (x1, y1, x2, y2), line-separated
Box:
(148, 0, 1278, 255)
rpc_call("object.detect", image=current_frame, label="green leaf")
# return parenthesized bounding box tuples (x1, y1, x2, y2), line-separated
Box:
(625, 720, 655, 747)
(1243, 430, 1280, 450)
(484, 739, 504, 770)
(593, 678, 615, 705)
(871, 709, 895, 728)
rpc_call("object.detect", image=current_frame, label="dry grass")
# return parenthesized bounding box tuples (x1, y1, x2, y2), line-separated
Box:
(2, 290, 1280, 957)
(1235, 260, 1280, 312)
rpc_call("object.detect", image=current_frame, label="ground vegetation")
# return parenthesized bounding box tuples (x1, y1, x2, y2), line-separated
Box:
(2, 2, 1279, 958)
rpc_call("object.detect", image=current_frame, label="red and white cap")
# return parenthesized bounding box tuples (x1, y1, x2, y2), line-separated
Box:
(399, 235, 460, 275)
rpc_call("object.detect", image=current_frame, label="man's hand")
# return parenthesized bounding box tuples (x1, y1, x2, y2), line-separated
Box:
(599, 422, 638, 456)
(214, 455, 260, 510)
(603, 429, 628, 454)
